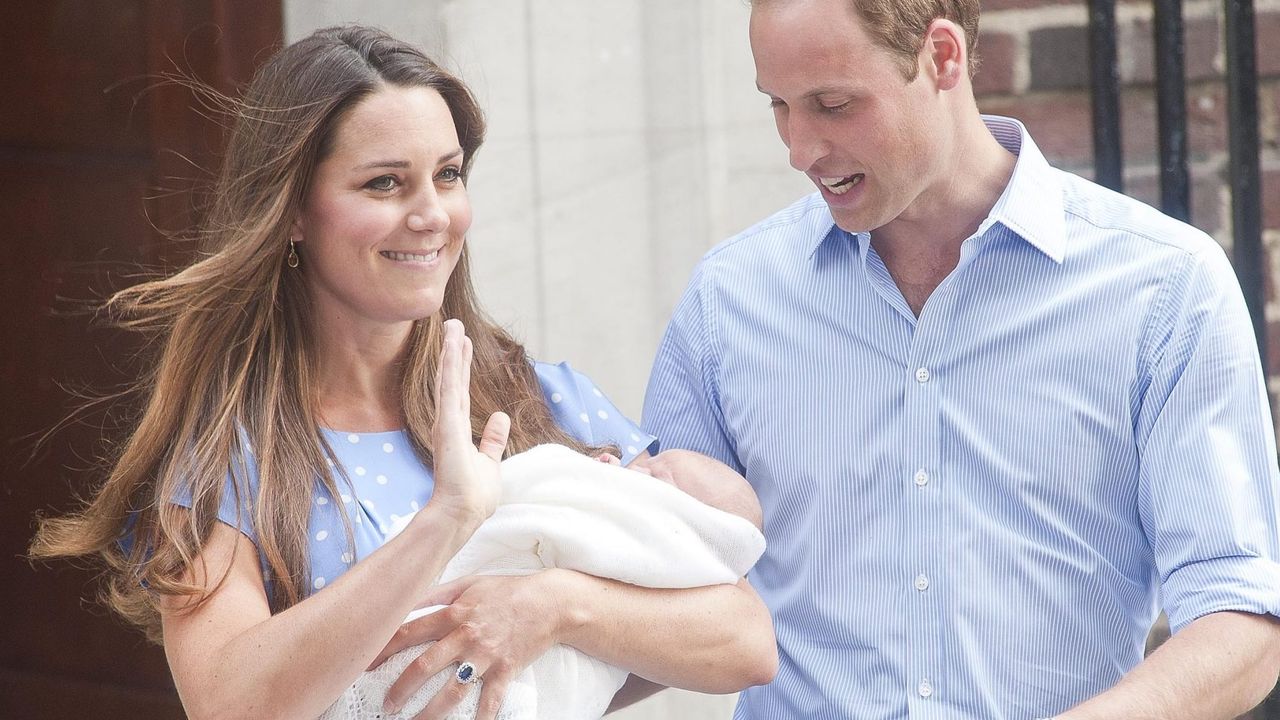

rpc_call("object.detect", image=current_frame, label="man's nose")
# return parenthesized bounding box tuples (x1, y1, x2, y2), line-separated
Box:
(785, 112, 827, 173)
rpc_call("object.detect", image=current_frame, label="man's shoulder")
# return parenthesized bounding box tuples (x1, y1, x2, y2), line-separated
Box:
(701, 191, 833, 266)
(1054, 168, 1218, 258)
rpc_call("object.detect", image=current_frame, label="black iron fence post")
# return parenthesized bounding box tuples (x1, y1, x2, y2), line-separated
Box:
(1225, 0, 1267, 376)
(1087, 0, 1124, 191)
(1154, 0, 1190, 222)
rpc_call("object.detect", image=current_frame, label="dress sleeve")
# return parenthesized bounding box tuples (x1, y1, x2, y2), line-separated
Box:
(1134, 243, 1280, 632)
(533, 361, 657, 465)
(170, 451, 261, 546)
(641, 263, 743, 474)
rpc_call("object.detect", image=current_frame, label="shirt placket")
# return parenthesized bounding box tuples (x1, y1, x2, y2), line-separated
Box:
(903, 321, 944, 717)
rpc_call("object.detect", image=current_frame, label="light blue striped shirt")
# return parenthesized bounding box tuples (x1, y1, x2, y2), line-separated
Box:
(642, 116, 1280, 719)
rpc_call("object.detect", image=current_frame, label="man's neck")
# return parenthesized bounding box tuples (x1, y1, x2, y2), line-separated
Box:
(872, 116, 1017, 316)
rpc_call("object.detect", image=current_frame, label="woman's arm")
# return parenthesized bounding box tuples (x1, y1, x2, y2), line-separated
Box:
(161, 319, 509, 719)
(377, 567, 776, 719)
(378, 448, 777, 719)
(162, 504, 482, 719)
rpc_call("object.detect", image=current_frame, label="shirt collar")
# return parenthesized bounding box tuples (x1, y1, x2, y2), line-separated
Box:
(807, 115, 1067, 263)
(980, 115, 1067, 263)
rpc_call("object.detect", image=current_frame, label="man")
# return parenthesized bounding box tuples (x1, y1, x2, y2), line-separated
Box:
(641, 0, 1280, 717)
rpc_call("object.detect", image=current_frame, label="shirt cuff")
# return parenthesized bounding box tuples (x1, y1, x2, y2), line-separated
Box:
(1161, 553, 1280, 632)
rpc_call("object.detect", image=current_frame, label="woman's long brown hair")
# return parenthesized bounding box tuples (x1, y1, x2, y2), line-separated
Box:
(29, 25, 603, 643)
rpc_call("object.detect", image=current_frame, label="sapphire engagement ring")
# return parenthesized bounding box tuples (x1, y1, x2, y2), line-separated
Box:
(455, 661, 480, 685)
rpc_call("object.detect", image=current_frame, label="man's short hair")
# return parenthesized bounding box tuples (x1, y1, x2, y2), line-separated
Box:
(754, 0, 982, 80)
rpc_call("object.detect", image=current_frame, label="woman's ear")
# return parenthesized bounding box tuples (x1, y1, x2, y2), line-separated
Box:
(291, 216, 304, 244)
(923, 19, 966, 91)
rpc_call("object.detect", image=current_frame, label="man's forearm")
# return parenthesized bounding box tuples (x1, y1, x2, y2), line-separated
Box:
(1056, 611, 1280, 720)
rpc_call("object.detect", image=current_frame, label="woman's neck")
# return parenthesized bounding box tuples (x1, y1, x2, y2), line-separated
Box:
(311, 315, 412, 433)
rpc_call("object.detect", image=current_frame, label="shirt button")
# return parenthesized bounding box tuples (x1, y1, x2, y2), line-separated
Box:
(914, 469, 929, 487)
(915, 367, 931, 383)
(914, 574, 930, 592)
(918, 679, 933, 698)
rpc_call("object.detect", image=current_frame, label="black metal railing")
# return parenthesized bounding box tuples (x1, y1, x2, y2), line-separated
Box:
(1086, 0, 1266, 377)
(1155, 0, 1190, 221)
(1225, 0, 1267, 370)
(1087, 0, 1124, 192)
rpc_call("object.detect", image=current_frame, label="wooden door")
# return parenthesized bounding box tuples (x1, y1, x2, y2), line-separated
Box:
(0, 2, 281, 717)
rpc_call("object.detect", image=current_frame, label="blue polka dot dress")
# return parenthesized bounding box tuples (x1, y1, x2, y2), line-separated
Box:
(183, 361, 656, 593)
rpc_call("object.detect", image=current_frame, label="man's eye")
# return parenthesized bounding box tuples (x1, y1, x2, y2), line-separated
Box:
(365, 175, 399, 191)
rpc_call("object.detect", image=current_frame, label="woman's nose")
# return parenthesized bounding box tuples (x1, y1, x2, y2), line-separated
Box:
(406, 192, 450, 233)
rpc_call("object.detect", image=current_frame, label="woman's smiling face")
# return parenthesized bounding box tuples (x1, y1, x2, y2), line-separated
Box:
(296, 84, 473, 331)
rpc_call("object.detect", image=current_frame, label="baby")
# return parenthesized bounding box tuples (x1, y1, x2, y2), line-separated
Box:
(597, 448, 763, 532)
(320, 444, 766, 720)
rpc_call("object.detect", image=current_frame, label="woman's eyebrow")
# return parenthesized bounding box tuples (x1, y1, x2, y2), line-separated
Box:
(352, 149, 462, 172)
(353, 159, 411, 171)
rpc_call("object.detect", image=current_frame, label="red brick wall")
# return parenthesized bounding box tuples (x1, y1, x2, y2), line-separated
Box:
(973, 0, 1280, 427)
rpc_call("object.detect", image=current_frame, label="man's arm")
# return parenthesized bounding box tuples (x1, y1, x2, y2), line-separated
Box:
(1054, 611, 1280, 720)
(1071, 245, 1280, 720)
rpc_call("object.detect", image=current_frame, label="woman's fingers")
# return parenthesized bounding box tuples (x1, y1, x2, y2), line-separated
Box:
(382, 638, 463, 714)
(370, 610, 452, 669)
(436, 319, 468, 437)
(477, 412, 510, 462)
(409, 663, 507, 720)
(420, 576, 481, 611)
(471, 670, 512, 720)
(461, 333, 473, 406)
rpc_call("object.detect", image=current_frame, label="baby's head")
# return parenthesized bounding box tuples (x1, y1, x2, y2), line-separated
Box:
(595, 450, 763, 530)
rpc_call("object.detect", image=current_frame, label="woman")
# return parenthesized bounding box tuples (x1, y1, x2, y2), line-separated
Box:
(30, 25, 775, 720)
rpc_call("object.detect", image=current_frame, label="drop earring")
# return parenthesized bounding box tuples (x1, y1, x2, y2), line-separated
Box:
(287, 237, 300, 268)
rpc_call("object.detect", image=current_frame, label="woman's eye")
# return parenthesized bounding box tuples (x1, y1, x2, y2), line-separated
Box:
(437, 166, 462, 183)
(365, 175, 399, 192)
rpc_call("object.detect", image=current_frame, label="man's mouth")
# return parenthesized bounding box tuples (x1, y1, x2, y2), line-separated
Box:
(818, 174, 864, 196)
(380, 249, 439, 262)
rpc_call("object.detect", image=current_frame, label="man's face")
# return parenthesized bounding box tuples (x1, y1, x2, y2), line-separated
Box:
(750, 0, 943, 234)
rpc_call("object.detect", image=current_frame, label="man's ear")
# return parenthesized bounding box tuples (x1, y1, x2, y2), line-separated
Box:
(922, 19, 966, 91)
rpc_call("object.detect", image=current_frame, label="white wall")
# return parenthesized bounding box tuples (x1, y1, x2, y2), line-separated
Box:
(284, 2, 810, 717)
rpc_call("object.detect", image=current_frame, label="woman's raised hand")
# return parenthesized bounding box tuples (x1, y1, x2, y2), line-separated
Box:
(426, 319, 509, 529)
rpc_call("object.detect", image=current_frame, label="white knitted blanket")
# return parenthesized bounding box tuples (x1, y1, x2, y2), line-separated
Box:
(319, 444, 766, 720)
